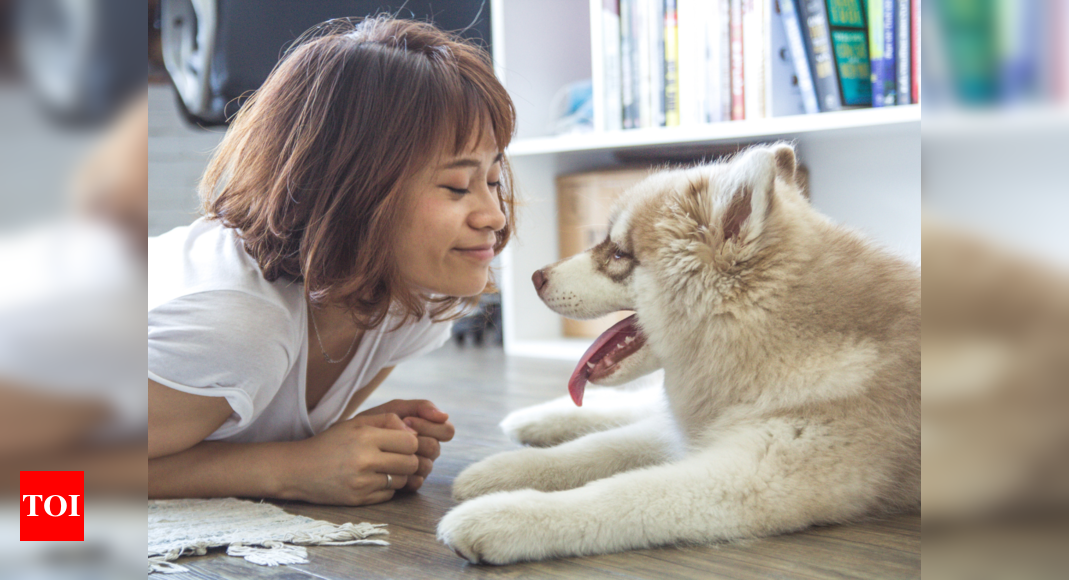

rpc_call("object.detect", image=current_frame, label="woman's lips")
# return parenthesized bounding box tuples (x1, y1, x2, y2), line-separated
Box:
(454, 245, 495, 262)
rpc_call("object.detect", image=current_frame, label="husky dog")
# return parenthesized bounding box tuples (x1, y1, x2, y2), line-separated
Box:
(437, 143, 920, 564)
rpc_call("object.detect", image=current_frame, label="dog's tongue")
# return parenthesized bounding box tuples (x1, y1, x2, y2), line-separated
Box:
(568, 314, 641, 406)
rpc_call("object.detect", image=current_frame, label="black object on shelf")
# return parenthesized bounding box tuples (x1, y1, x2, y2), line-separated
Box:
(160, 0, 493, 127)
(451, 294, 502, 347)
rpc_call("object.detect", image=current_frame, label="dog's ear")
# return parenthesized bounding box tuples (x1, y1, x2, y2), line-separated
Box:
(720, 146, 779, 243)
(771, 142, 797, 183)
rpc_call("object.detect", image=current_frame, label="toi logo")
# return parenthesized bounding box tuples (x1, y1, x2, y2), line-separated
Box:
(20, 471, 84, 541)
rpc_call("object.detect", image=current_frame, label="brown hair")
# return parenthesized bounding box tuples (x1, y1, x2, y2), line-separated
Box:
(199, 16, 516, 330)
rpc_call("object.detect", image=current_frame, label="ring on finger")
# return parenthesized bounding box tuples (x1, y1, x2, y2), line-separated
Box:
(384, 473, 393, 490)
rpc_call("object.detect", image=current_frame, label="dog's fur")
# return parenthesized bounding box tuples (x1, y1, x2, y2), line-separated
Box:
(437, 143, 920, 564)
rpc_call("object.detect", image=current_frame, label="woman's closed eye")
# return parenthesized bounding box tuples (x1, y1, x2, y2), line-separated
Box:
(441, 181, 500, 195)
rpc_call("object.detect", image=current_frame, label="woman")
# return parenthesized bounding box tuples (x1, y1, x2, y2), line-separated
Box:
(148, 16, 515, 506)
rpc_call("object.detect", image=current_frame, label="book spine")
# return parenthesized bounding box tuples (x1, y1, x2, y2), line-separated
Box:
(702, 0, 723, 123)
(869, 0, 895, 106)
(895, 0, 911, 103)
(621, 0, 637, 129)
(650, 0, 666, 126)
(664, 0, 681, 125)
(603, 0, 624, 130)
(825, 0, 872, 107)
(676, 0, 699, 125)
(763, 0, 775, 118)
(719, 0, 733, 121)
(636, 0, 652, 127)
(911, 0, 918, 102)
(798, 0, 842, 110)
(768, 0, 809, 116)
(742, 0, 766, 119)
(730, 0, 746, 119)
(781, 0, 820, 114)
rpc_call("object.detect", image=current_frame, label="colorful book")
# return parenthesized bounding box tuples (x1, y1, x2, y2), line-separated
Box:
(797, 0, 842, 110)
(730, 0, 745, 119)
(664, 0, 680, 125)
(742, 0, 767, 119)
(826, 0, 871, 106)
(895, 0, 911, 103)
(779, 0, 820, 114)
(869, 0, 896, 106)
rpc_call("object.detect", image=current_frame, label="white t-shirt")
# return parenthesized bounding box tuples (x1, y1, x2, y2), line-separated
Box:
(148, 218, 452, 443)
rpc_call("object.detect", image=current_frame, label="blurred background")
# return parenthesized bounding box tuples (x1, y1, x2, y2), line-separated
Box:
(922, 1, 1069, 578)
(0, 0, 1066, 578)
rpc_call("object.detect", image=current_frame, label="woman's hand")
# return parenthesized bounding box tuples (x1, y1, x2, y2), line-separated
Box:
(281, 413, 421, 505)
(356, 399, 456, 491)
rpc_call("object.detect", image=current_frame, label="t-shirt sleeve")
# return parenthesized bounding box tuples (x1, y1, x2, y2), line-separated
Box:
(148, 291, 296, 437)
(384, 317, 453, 367)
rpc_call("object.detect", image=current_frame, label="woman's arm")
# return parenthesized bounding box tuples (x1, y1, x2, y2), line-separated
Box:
(149, 379, 423, 504)
(148, 379, 233, 459)
(149, 412, 421, 504)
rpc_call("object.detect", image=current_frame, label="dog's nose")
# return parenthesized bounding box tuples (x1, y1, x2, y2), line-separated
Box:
(532, 269, 548, 293)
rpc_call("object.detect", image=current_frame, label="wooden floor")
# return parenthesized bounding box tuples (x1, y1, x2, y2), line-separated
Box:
(162, 342, 920, 579)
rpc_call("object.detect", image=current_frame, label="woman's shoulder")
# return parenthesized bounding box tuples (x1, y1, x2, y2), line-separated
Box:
(148, 218, 303, 315)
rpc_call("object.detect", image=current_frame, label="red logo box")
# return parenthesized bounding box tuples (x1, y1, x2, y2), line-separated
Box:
(20, 471, 84, 541)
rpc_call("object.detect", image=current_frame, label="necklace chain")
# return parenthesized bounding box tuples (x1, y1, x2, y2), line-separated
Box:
(309, 306, 359, 364)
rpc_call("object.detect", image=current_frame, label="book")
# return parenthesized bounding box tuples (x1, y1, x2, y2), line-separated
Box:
(601, 0, 623, 130)
(730, 0, 746, 119)
(621, 0, 638, 128)
(649, 0, 666, 127)
(869, 0, 896, 106)
(742, 0, 767, 119)
(664, 0, 680, 125)
(768, 1, 809, 116)
(635, 0, 653, 127)
(676, 0, 706, 125)
(713, 0, 732, 121)
(825, 0, 871, 106)
(797, 0, 843, 110)
(779, 0, 820, 114)
(895, 0, 911, 103)
(911, 0, 918, 102)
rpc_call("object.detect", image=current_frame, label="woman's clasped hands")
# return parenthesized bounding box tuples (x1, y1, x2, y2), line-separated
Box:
(282, 399, 454, 506)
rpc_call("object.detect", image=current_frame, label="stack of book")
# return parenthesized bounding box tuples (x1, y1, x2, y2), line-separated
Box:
(592, 0, 919, 131)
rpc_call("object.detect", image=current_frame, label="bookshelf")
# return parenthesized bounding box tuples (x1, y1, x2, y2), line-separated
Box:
(491, 0, 920, 360)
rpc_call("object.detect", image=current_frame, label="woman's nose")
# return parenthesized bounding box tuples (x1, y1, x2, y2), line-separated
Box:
(472, 188, 507, 231)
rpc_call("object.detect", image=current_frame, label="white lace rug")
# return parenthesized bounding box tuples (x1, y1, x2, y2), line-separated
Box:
(148, 498, 388, 574)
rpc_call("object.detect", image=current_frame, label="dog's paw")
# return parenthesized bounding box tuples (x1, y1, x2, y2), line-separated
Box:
(452, 449, 542, 501)
(499, 403, 584, 447)
(437, 490, 551, 565)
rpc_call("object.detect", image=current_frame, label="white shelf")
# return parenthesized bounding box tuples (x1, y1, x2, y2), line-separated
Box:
(492, 0, 921, 361)
(509, 105, 920, 156)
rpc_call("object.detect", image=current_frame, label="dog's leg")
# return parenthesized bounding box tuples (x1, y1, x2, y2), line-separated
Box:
(439, 419, 877, 564)
(500, 383, 664, 447)
(452, 410, 681, 501)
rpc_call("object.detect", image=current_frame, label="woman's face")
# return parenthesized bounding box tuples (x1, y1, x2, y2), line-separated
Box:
(394, 127, 506, 297)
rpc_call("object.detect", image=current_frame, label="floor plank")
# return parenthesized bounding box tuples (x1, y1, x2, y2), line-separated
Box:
(159, 342, 920, 579)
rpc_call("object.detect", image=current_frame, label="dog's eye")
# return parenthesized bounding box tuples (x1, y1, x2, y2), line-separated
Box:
(613, 250, 629, 261)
